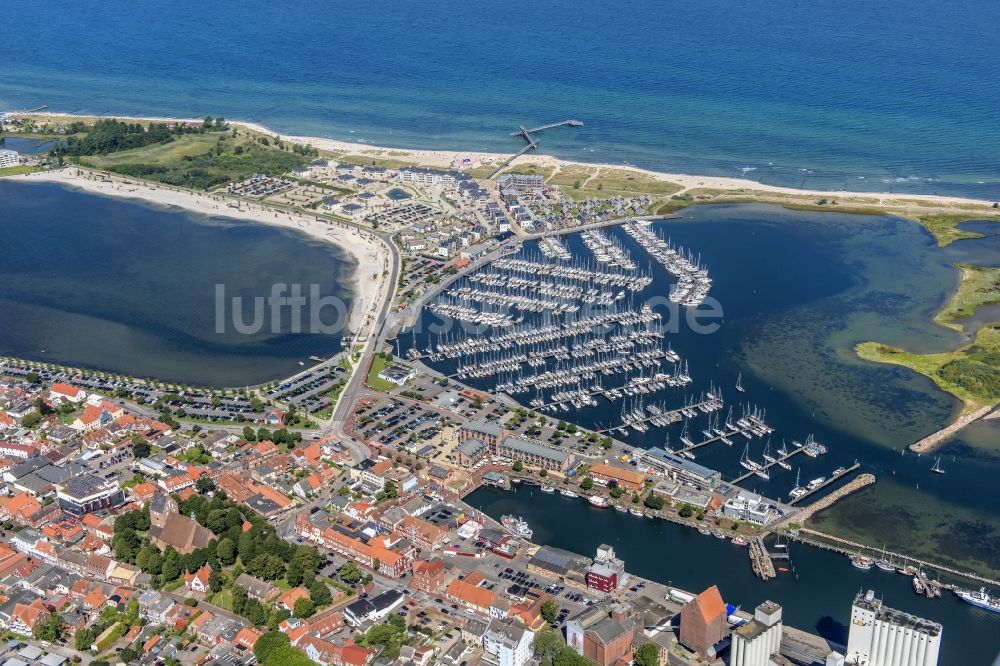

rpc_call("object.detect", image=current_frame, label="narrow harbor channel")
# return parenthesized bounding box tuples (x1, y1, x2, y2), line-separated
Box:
(466, 484, 1000, 664)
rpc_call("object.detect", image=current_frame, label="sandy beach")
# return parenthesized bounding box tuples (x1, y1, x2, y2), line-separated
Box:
(17, 168, 390, 336)
(23, 112, 1000, 209)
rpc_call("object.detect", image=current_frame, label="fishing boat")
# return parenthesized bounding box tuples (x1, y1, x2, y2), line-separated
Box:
(850, 555, 874, 570)
(931, 457, 946, 474)
(807, 477, 826, 491)
(560, 489, 579, 498)
(501, 515, 533, 540)
(540, 485, 555, 493)
(732, 536, 748, 546)
(955, 588, 1000, 614)
(588, 495, 609, 508)
(912, 575, 926, 595)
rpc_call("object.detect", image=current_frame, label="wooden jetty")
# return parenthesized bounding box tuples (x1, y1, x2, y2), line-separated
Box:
(487, 119, 583, 178)
(729, 444, 813, 485)
(598, 397, 720, 433)
(749, 537, 776, 580)
(786, 462, 862, 505)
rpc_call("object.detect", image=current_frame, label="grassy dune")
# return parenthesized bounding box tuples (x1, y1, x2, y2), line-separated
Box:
(857, 266, 1000, 413)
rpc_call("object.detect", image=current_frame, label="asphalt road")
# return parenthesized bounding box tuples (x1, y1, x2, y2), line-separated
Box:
(326, 228, 401, 463)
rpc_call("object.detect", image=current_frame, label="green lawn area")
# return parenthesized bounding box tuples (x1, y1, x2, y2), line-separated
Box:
(93, 133, 222, 166)
(207, 589, 233, 610)
(366, 356, 396, 392)
(162, 579, 185, 592)
(0, 165, 37, 177)
(83, 132, 307, 190)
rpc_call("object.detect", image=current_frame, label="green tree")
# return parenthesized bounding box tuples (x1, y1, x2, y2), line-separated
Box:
(209, 568, 223, 593)
(309, 579, 332, 607)
(678, 503, 694, 518)
(338, 562, 362, 584)
(75, 626, 96, 651)
(580, 477, 594, 491)
(196, 477, 216, 494)
(554, 646, 593, 666)
(358, 621, 406, 661)
(532, 627, 564, 664)
(217, 537, 237, 566)
(634, 643, 659, 666)
(293, 598, 316, 618)
(232, 587, 248, 616)
(244, 598, 268, 625)
(247, 553, 286, 581)
(293, 546, 322, 574)
(541, 599, 558, 624)
(35, 613, 65, 642)
(161, 547, 182, 583)
(286, 560, 305, 587)
(254, 630, 291, 664)
(512, 461, 524, 472)
(21, 411, 42, 429)
(643, 494, 664, 510)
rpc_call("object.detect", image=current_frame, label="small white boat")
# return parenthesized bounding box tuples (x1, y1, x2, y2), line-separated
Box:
(629, 507, 644, 517)
(540, 485, 555, 494)
(588, 495, 609, 508)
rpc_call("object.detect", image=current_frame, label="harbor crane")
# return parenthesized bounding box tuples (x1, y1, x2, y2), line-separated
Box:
(487, 118, 583, 179)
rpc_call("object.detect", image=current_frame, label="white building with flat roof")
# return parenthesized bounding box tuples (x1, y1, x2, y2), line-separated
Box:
(846, 590, 941, 666)
(0, 149, 20, 168)
(482, 618, 533, 666)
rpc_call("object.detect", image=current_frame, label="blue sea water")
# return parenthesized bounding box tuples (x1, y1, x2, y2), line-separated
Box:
(2, 0, 999, 198)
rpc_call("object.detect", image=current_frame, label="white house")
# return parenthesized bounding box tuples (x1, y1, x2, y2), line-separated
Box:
(0, 149, 19, 168)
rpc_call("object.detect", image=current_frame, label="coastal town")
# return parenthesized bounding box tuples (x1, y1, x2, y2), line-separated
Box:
(0, 112, 998, 666)
(0, 372, 947, 666)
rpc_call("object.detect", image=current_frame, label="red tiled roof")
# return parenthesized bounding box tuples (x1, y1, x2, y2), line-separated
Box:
(689, 585, 726, 623)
